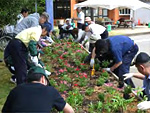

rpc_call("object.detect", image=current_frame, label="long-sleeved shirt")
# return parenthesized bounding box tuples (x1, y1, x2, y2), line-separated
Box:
(14, 13, 40, 35)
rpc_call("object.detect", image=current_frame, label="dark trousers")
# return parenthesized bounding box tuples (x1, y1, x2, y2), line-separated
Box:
(77, 23, 83, 29)
(101, 29, 108, 39)
(4, 39, 28, 85)
(113, 44, 139, 88)
(59, 28, 76, 39)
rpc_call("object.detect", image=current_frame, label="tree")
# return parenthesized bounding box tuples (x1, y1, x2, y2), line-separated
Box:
(0, 0, 45, 27)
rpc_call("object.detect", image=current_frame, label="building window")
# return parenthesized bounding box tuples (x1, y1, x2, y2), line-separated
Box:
(119, 8, 130, 15)
(53, 0, 70, 19)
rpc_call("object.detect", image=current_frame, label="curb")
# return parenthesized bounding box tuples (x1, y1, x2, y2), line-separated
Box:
(110, 31, 150, 37)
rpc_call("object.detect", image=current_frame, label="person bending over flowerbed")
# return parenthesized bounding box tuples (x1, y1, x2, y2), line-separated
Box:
(2, 66, 74, 113)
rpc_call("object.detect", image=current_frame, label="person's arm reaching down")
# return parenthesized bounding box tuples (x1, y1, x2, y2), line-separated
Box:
(63, 103, 74, 113)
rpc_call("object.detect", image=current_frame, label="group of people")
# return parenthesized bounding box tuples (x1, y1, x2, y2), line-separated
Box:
(2, 7, 150, 112)
(73, 7, 150, 110)
(2, 9, 74, 113)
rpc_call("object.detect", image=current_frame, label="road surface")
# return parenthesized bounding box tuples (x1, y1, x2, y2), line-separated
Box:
(130, 34, 150, 88)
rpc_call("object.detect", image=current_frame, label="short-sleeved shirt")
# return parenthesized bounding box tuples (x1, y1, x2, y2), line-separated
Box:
(143, 75, 150, 101)
(2, 83, 66, 113)
(108, 35, 134, 63)
(77, 11, 85, 24)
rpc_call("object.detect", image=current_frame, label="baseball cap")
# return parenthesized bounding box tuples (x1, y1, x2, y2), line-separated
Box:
(134, 52, 150, 65)
(85, 17, 91, 22)
(27, 66, 50, 85)
(41, 12, 49, 21)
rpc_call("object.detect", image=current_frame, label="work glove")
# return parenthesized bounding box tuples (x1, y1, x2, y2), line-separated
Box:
(31, 56, 39, 66)
(45, 70, 51, 76)
(137, 101, 150, 110)
(123, 73, 134, 80)
(103, 68, 111, 72)
(90, 58, 95, 67)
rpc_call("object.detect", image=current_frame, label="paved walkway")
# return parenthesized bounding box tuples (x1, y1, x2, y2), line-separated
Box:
(109, 26, 150, 36)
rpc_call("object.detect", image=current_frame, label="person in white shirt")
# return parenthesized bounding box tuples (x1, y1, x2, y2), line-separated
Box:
(82, 23, 109, 64)
(82, 23, 108, 52)
(73, 7, 85, 41)
(17, 8, 29, 24)
(59, 19, 76, 39)
(85, 17, 95, 25)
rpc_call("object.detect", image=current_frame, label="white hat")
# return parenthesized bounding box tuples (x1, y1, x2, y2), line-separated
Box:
(85, 17, 91, 22)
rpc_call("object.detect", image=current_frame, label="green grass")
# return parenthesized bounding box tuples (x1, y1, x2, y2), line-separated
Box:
(0, 51, 15, 111)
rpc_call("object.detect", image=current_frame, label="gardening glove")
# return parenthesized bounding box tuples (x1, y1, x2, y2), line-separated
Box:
(137, 101, 150, 110)
(45, 70, 51, 76)
(123, 73, 134, 80)
(31, 56, 41, 67)
(103, 68, 111, 72)
(90, 58, 95, 67)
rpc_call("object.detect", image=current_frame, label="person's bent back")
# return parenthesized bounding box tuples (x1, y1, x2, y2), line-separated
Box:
(2, 66, 74, 113)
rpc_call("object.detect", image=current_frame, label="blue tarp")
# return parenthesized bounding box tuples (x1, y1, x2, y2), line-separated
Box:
(46, 0, 54, 30)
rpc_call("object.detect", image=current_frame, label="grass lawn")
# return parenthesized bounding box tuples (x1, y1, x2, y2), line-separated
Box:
(0, 51, 15, 111)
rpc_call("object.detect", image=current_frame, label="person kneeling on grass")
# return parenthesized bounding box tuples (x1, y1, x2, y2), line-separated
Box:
(123, 52, 150, 110)
(4, 24, 51, 85)
(2, 66, 74, 113)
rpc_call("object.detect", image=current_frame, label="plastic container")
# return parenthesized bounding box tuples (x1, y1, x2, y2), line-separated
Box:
(107, 24, 111, 32)
(148, 22, 150, 28)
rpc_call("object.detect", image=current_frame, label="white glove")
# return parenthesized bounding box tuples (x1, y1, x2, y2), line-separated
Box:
(137, 101, 150, 110)
(90, 58, 95, 67)
(103, 68, 111, 72)
(45, 70, 51, 76)
(123, 73, 134, 80)
(31, 56, 39, 66)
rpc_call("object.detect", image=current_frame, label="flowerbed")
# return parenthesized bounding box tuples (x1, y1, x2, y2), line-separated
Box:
(42, 39, 148, 113)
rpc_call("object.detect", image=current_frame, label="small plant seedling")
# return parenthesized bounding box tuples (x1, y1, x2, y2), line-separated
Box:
(85, 88, 94, 96)
(98, 93, 105, 102)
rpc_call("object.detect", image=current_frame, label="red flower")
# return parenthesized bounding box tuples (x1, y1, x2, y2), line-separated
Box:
(102, 69, 106, 73)
(59, 56, 64, 59)
(74, 84, 78, 87)
(80, 63, 86, 65)
(75, 67, 80, 71)
(59, 69, 65, 73)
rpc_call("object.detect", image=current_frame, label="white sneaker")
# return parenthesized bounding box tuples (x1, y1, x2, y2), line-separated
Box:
(45, 70, 51, 76)
(10, 77, 16, 84)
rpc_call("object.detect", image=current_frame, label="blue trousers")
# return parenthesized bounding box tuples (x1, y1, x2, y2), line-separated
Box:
(113, 44, 139, 88)
(4, 39, 28, 85)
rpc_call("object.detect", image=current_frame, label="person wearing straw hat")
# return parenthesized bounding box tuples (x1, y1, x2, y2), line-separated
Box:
(123, 52, 150, 110)
(2, 66, 74, 113)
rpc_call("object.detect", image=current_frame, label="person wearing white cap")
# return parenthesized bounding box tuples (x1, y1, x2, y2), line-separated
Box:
(59, 18, 76, 39)
(85, 17, 95, 25)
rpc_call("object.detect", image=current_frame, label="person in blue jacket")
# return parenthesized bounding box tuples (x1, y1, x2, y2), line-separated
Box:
(91, 35, 139, 88)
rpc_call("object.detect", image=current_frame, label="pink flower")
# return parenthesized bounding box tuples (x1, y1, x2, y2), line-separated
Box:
(64, 91, 67, 94)
(59, 69, 65, 73)
(83, 73, 88, 78)
(76, 50, 82, 53)
(75, 74, 79, 78)
(63, 81, 67, 84)
(60, 81, 63, 84)
(63, 52, 68, 55)
(104, 83, 113, 87)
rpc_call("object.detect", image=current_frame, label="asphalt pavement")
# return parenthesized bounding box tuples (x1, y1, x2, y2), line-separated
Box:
(129, 34, 150, 88)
